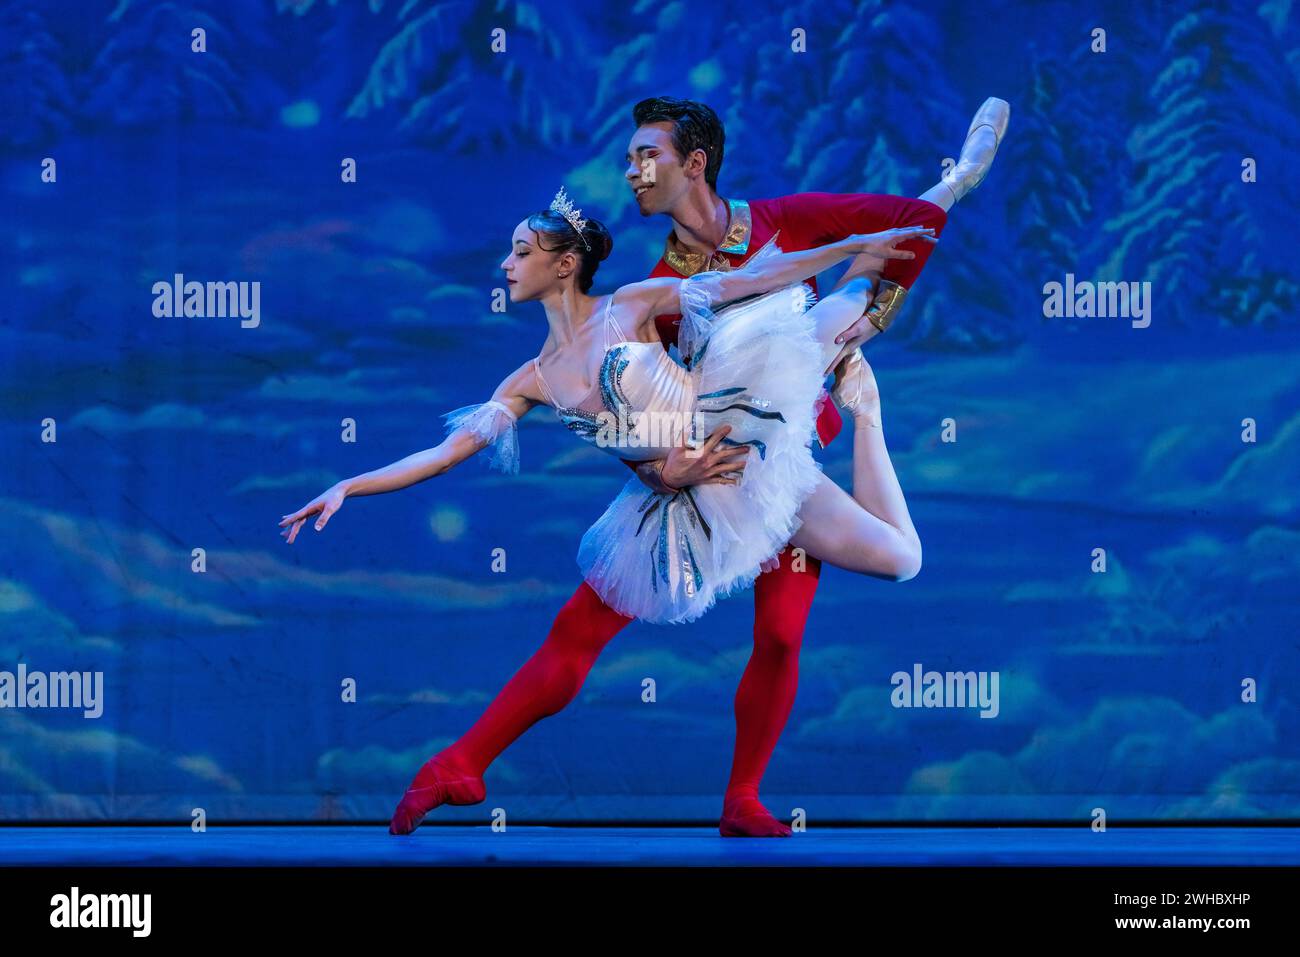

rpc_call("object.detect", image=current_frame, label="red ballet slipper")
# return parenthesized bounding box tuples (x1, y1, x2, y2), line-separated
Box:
(388, 756, 486, 835)
(718, 792, 792, 838)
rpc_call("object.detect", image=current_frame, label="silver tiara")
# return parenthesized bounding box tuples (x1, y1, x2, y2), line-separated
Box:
(550, 186, 590, 250)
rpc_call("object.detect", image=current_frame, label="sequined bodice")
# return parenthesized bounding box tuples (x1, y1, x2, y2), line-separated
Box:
(534, 296, 695, 461)
(555, 341, 697, 460)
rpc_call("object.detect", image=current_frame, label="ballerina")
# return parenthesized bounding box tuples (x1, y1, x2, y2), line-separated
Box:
(286, 203, 931, 607)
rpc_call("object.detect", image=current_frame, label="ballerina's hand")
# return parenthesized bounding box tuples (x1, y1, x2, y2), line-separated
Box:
(848, 225, 938, 277)
(279, 483, 347, 544)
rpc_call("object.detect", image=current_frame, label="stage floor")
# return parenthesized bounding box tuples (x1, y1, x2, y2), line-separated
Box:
(2, 825, 1297, 867)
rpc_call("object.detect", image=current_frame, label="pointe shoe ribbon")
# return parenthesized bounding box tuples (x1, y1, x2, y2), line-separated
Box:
(388, 757, 486, 835)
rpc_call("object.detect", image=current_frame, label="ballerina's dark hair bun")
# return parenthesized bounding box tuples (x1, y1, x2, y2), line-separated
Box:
(584, 219, 614, 263)
(527, 209, 613, 293)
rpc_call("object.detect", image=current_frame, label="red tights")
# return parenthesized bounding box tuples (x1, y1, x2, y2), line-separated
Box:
(423, 547, 821, 836)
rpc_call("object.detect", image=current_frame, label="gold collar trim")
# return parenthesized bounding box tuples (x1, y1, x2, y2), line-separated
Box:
(662, 198, 751, 276)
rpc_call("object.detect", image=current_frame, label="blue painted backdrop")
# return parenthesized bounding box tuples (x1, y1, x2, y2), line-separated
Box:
(2, 0, 1297, 822)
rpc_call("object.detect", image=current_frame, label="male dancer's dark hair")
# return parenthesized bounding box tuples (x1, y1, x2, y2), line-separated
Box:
(631, 96, 726, 189)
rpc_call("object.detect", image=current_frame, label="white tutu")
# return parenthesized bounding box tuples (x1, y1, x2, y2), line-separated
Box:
(575, 253, 827, 624)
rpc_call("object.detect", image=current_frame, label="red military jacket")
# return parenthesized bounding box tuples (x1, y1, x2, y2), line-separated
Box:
(643, 193, 901, 449)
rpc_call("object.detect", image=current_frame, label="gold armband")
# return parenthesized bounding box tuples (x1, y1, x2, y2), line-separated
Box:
(865, 279, 908, 333)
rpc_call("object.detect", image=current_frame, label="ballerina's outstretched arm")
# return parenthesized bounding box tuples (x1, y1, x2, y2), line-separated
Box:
(602, 227, 933, 335)
(690, 226, 935, 306)
(604, 227, 937, 370)
(666, 227, 935, 371)
(277, 360, 539, 543)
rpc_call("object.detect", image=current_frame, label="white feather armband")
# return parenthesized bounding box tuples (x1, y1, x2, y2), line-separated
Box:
(441, 399, 520, 474)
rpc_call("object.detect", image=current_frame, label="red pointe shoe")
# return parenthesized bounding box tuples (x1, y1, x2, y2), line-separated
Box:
(388, 756, 486, 835)
(718, 792, 792, 838)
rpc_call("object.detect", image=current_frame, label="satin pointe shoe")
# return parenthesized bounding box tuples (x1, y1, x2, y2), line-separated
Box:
(831, 348, 882, 428)
(942, 96, 1011, 204)
(388, 756, 486, 835)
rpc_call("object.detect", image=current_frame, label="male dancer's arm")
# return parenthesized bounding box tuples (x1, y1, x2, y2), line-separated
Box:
(779, 191, 947, 285)
(778, 191, 948, 366)
(620, 425, 746, 494)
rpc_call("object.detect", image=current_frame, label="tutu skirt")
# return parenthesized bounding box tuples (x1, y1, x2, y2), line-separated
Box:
(576, 278, 826, 624)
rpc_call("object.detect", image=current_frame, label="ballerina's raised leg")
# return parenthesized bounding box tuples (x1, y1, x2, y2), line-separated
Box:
(783, 97, 1009, 580)
(806, 96, 1010, 380)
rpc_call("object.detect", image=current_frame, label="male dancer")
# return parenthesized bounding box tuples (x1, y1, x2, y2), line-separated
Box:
(391, 95, 1005, 837)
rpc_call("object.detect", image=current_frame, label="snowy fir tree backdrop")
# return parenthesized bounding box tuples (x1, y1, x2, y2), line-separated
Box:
(1, 0, 1298, 820)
